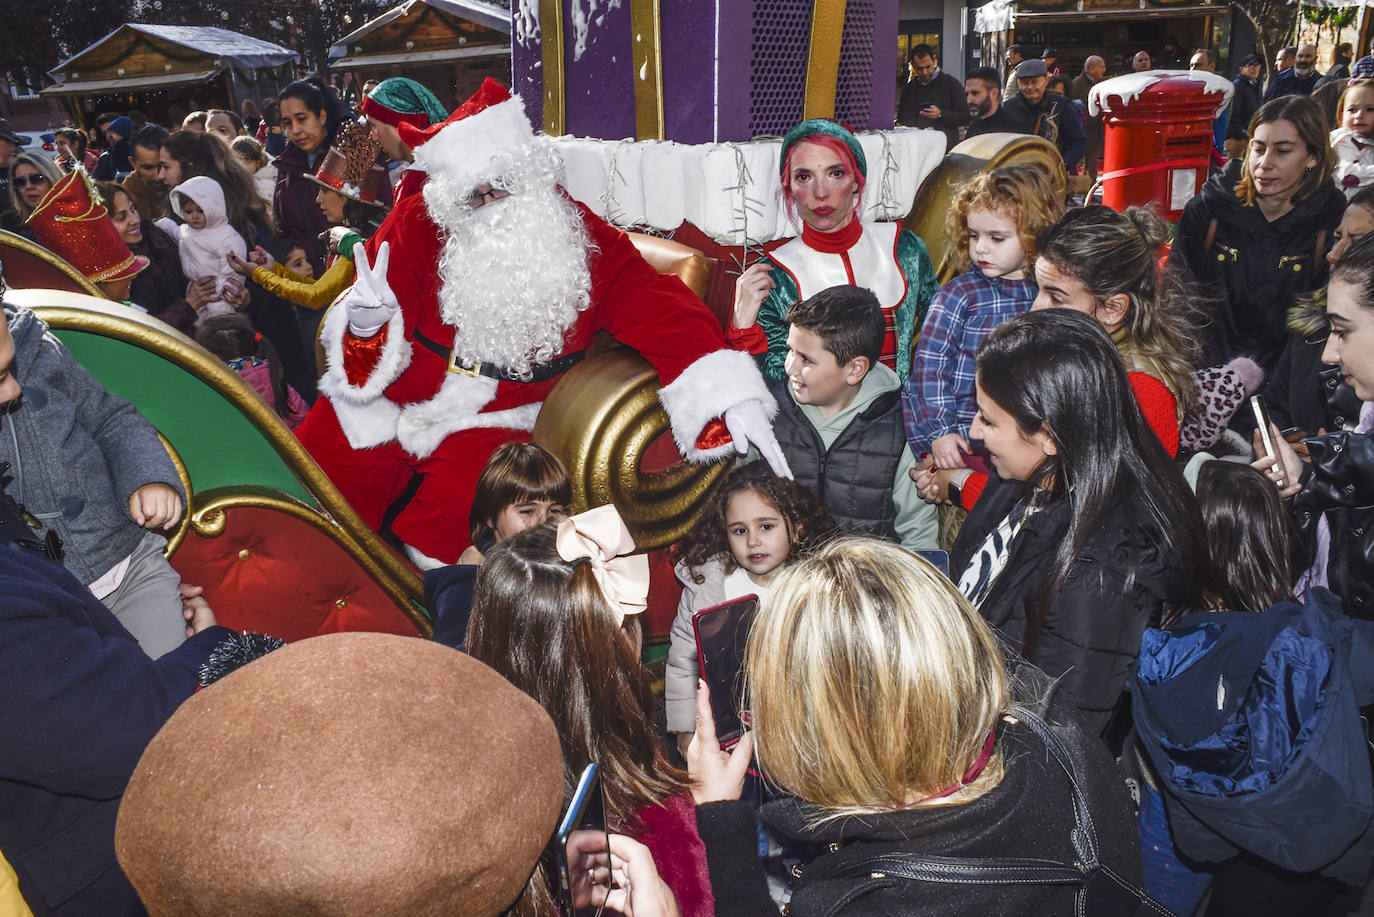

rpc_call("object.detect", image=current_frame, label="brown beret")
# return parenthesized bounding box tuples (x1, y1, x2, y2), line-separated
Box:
(115, 633, 563, 916)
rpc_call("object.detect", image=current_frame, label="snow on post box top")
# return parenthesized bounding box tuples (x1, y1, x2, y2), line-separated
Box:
(1089, 70, 1235, 119)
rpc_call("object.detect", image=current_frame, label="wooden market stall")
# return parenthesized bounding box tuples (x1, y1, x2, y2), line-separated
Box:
(328, 0, 510, 111)
(42, 25, 298, 129)
(975, 0, 1236, 77)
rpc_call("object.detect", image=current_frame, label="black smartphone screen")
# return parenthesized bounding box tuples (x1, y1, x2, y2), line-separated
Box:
(693, 595, 759, 747)
(916, 549, 950, 577)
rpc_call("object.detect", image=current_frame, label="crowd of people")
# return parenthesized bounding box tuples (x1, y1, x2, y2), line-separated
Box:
(0, 35, 1371, 917)
(898, 38, 1374, 188)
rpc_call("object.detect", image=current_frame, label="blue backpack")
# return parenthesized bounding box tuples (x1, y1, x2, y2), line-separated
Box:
(1129, 588, 1374, 884)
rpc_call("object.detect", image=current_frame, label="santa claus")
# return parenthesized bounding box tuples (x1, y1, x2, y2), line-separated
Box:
(297, 80, 788, 567)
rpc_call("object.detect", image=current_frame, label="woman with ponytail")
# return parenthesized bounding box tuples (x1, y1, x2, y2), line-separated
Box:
(195, 314, 309, 428)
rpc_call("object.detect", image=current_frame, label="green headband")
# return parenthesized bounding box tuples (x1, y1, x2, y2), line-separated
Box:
(779, 119, 867, 178)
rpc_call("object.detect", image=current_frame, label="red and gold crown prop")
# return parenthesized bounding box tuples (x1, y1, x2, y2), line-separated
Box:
(26, 170, 148, 284)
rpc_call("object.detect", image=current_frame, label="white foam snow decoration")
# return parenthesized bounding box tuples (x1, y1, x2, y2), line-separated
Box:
(570, 0, 623, 62)
(1089, 69, 1235, 118)
(513, 0, 540, 45)
(551, 137, 609, 217)
(551, 128, 945, 244)
(641, 141, 687, 229)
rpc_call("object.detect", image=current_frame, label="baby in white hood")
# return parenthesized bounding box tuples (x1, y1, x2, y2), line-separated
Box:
(168, 176, 247, 323)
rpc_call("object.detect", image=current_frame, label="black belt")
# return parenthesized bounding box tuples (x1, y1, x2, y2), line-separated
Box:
(412, 329, 586, 382)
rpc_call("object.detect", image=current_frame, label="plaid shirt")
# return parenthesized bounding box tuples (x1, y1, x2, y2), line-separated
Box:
(902, 269, 1037, 454)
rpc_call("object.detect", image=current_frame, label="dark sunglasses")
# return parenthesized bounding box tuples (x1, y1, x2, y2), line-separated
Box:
(11, 174, 49, 189)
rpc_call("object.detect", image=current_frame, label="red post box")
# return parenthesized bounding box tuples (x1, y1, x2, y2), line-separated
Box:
(1088, 71, 1233, 220)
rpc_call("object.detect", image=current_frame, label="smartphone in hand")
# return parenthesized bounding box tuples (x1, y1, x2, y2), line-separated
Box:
(555, 763, 609, 917)
(1251, 395, 1279, 464)
(693, 596, 759, 749)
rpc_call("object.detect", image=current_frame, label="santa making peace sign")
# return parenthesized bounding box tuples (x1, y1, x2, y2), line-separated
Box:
(297, 79, 787, 567)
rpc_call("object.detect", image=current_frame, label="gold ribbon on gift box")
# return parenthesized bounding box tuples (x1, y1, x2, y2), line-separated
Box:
(804, 0, 848, 121)
(538, 0, 665, 138)
(538, 0, 847, 139)
(538, 0, 566, 135)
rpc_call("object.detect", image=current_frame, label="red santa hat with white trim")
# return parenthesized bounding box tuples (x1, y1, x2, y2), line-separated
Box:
(400, 78, 538, 196)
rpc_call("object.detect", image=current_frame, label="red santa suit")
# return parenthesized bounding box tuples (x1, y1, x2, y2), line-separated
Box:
(297, 81, 774, 564)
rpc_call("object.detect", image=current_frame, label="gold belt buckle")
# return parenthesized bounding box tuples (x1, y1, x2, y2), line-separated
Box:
(447, 349, 482, 377)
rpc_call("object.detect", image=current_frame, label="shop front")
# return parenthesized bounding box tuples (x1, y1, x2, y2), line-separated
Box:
(977, 0, 1234, 78)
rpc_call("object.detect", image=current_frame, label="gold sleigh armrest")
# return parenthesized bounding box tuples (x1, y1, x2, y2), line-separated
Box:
(533, 232, 723, 549)
(625, 231, 712, 301)
(533, 347, 727, 551)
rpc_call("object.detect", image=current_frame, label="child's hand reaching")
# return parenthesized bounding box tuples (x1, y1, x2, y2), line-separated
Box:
(931, 433, 971, 469)
(129, 483, 183, 530)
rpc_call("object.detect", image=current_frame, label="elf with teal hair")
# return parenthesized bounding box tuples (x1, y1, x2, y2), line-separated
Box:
(729, 118, 939, 384)
(361, 78, 450, 204)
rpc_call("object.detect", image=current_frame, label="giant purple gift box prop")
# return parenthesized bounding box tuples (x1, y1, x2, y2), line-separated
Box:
(511, 0, 898, 144)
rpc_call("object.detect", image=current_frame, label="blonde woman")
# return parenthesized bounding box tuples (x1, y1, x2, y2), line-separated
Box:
(689, 537, 1143, 916)
(2, 152, 62, 238)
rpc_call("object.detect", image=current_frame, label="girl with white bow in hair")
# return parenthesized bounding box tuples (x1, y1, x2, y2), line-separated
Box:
(465, 504, 713, 917)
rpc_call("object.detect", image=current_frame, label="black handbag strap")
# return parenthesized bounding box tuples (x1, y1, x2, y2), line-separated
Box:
(801, 707, 1172, 915)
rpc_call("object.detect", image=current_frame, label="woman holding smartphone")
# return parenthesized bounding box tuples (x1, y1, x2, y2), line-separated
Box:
(465, 505, 713, 917)
(688, 537, 1145, 916)
(1255, 232, 1374, 619)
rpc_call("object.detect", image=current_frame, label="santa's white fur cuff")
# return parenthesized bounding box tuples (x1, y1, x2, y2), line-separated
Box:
(658, 349, 776, 463)
(319, 305, 410, 405)
(395, 373, 542, 459)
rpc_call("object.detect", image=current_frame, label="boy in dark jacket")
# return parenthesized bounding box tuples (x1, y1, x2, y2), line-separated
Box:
(0, 301, 189, 657)
(769, 285, 936, 550)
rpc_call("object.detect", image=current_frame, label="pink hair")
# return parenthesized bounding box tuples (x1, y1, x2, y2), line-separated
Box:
(780, 133, 867, 225)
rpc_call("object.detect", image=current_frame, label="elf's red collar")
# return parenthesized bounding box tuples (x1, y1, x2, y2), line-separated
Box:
(801, 217, 863, 254)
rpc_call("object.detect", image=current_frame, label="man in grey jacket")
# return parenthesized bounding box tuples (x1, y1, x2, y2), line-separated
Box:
(0, 300, 188, 656)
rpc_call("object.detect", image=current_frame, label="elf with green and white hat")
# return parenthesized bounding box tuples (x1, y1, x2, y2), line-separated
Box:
(729, 118, 939, 388)
(361, 78, 450, 204)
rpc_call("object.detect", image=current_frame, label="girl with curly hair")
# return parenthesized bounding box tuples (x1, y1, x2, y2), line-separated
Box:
(664, 461, 834, 751)
(903, 164, 1063, 470)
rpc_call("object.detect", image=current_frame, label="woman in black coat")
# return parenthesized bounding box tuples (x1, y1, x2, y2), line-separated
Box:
(1264, 186, 1372, 450)
(1260, 233, 1374, 620)
(688, 536, 1144, 917)
(1168, 95, 1346, 376)
(948, 310, 1205, 740)
(272, 79, 393, 279)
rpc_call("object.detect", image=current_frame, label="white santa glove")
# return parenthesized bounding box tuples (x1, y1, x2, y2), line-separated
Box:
(724, 399, 792, 479)
(325, 225, 359, 256)
(345, 241, 400, 337)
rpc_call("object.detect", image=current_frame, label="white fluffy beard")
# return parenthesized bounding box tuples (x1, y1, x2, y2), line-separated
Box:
(425, 143, 593, 378)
